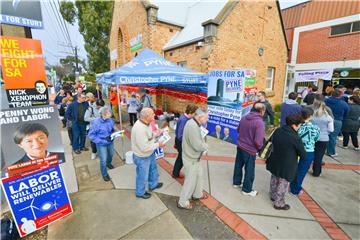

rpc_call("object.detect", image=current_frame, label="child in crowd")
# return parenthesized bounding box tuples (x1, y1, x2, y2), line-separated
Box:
(290, 107, 320, 195)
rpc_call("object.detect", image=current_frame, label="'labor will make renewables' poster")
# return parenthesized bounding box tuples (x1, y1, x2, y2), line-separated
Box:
(207, 70, 256, 144)
(0, 36, 49, 108)
(1, 162, 73, 237)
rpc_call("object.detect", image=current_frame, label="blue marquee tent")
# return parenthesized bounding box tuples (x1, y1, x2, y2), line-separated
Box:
(96, 48, 207, 85)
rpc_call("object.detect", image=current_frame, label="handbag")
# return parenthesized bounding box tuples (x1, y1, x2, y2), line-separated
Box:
(258, 128, 277, 160)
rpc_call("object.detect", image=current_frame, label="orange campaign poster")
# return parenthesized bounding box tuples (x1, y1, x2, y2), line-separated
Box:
(0, 36, 48, 108)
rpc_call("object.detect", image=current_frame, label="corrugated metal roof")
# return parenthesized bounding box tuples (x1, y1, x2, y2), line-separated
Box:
(151, 0, 228, 50)
(281, 1, 360, 29)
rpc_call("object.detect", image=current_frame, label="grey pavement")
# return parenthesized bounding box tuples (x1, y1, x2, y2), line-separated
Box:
(112, 122, 359, 239)
(48, 124, 237, 240)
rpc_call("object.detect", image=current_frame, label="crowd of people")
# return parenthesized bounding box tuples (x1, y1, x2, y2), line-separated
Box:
(233, 84, 359, 211)
(53, 81, 359, 211)
(54, 81, 155, 181)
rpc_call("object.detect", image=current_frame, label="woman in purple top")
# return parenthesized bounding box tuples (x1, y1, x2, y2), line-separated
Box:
(172, 105, 198, 178)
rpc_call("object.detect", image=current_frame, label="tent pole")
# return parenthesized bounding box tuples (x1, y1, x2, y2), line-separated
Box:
(116, 84, 123, 130)
(116, 84, 125, 160)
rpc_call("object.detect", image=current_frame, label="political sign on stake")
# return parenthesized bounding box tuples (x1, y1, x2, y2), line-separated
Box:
(207, 69, 257, 144)
(0, 105, 66, 170)
(1, 160, 73, 237)
(0, 36, 49, 108)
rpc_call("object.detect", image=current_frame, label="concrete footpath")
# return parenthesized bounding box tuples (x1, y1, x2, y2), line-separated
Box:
(46, 118, 359, 239)
(111, 122, 359, 240)
(47, 126, 239, 240)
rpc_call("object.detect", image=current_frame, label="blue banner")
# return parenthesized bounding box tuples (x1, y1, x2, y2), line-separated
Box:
(1, 164, 72, 237)
(0, 14, 43, 29)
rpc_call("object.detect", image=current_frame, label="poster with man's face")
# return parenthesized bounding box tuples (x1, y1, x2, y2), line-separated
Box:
(0, 105, 65, 172)
(0, 36, 49, 108)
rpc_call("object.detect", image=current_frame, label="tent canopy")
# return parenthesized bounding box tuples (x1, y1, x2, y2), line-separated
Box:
(96, 48, 207, 85)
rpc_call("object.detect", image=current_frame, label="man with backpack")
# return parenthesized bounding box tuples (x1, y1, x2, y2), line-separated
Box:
(137, 88, 153, 112)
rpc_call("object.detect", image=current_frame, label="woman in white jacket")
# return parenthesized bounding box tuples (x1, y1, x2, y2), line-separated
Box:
(85, 99, 105, 160)
(311, 95, 334, 177)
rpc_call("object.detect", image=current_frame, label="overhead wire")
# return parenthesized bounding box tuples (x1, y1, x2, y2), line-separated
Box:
(48, 0, 72, 49)
(56, 0, 73, 50)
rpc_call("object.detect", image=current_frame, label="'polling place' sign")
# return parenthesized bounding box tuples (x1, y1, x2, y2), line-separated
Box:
(1, 162, 73, 237)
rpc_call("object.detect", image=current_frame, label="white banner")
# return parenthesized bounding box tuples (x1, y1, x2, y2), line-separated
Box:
(295, 69, 333, 82)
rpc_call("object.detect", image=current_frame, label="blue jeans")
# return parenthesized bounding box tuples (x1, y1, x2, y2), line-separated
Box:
(233, 148, 256, 193)
(133, 153, 158, 197)
(327, 120, 342, 155)
(97, 143, 114, 177)
(290, 152, 315, 194)
(72, 122, 87, 151)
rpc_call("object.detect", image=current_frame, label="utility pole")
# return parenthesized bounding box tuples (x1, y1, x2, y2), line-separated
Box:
(74, 46, 79, 73)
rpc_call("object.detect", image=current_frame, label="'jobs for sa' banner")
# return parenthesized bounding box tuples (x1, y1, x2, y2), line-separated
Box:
(0, 36, 49, 108)
(1, 163, 73, 237)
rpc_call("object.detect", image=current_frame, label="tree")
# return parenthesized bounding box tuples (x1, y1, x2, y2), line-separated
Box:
(60, 1, 113, 74)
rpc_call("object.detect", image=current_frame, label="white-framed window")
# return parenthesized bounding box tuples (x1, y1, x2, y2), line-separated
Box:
(266, 67, 275, 90)
(330, 21, 360, 36)
(177, 61, 187, 68)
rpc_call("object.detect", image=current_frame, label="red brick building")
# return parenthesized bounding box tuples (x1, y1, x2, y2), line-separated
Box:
(282, 1, 360, 94)
(109, 0, 289, 110)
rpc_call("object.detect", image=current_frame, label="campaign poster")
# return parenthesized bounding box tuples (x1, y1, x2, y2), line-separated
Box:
(0, 105, 66, 170)
(1, 163, 73, 237)
(207, 70, 256, 144)
(154, 148, 164, 159)
(0, 0, 43, 29)
(0, 36, 49, 108)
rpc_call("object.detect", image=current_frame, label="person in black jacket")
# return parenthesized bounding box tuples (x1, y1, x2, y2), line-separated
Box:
(266, 115, 306, 210)
(303, 85, 318, 105)
(341, 96, 360, 150)
(255, 91, 274, 128)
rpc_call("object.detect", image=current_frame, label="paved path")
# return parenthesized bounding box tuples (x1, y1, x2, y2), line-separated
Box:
(114, 125, 359, 240)
(48, 126, 237, 240)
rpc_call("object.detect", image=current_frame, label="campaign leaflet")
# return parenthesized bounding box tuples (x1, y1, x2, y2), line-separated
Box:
(1, 162, 73, 237)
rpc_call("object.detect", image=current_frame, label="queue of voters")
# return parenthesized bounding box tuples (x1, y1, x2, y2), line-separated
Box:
(52, 80, 360, 212)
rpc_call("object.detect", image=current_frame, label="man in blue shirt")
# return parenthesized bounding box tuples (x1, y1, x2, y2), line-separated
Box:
(280, 92, 302, 127)
(172, 104, 198, 178)
(325, 89, 349, 157)
(65, 92, 89, 154)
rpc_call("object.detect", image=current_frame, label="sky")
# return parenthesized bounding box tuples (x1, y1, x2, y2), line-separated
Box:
(31, 0, 307, 68)
(31, 1, 87, 67)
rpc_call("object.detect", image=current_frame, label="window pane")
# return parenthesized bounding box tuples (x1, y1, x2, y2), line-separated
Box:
(266, 79, 272, 89)
(267, 68, 273, 78)
(352, 21, 360, 32)
(331, 23, 352, 35)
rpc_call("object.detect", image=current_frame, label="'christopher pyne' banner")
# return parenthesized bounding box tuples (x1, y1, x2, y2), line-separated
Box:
(0, 36, 49, 108)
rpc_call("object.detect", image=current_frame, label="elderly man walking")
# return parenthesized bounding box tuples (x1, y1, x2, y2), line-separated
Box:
(131, 108, 165, 199)
(233, 102, 266, 197)
(178, 109, 209, 210)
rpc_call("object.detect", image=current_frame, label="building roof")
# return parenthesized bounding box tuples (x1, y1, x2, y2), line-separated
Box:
(281, 0, 360, 29)
(150, 0, 228, 50)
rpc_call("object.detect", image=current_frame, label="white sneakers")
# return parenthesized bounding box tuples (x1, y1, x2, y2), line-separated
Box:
(242, 190, 258, 197)
(91, 153, 97, 160)
(233, 184, 242, 188)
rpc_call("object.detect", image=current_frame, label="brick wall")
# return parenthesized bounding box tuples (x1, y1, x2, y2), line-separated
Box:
(164, 44, 204, 72)
(297, 27, 360, 64)
(108, 1, 149, 68)
(109, 0, 288, 107)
